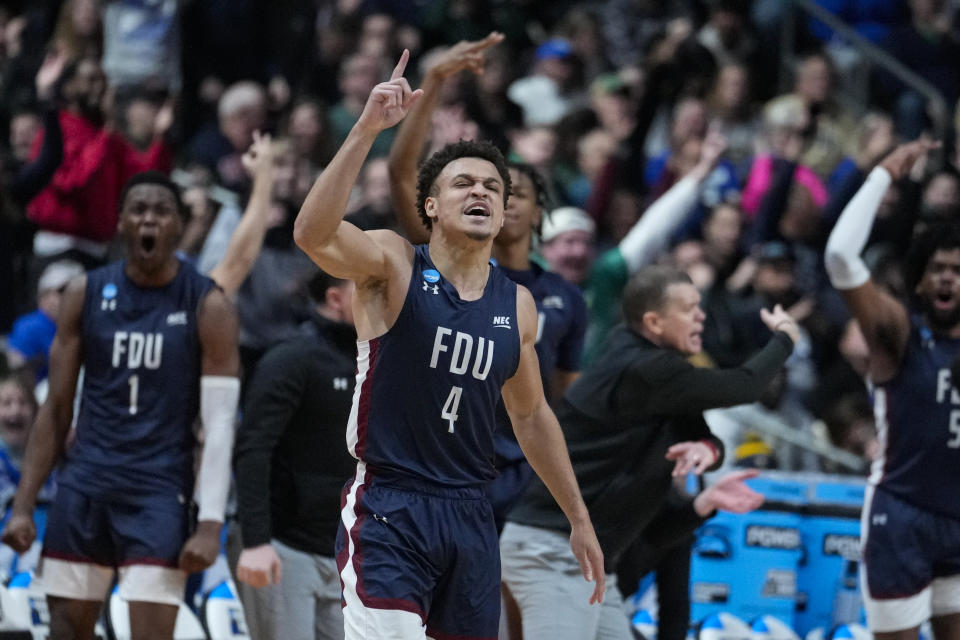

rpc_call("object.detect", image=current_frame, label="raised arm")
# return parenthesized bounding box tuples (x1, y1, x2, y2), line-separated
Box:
(2, 275, 86, 553)
(618, 130, 727, 274)
(294, 51, 423, 283)
(179, 287, 241, 573)
(502, 286, 605, 605)
(824, 140, 938, 381)
(388, 33, 504, 243)
(209, 131, 275, 296)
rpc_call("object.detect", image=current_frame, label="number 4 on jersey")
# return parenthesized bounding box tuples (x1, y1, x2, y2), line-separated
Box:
(442, 385, 463, 433)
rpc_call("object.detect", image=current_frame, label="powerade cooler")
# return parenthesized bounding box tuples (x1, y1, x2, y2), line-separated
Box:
(690, 474, 808, 626)
(690, 472, 866, 634)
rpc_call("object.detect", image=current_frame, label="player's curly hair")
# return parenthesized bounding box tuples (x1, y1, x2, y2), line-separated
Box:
(904, 220, 960, 296)
(119, 171, 188, 221)
(415, 140, 511, 231)
(507, 162, 548, 210)
(508, 161, 551, 237)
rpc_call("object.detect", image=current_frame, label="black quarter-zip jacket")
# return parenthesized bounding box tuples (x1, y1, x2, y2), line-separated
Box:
(508, 325, 793, 564)
(234, 315, 358, 556)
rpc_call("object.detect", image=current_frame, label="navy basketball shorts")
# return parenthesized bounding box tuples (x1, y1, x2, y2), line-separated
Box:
(336, 462, 500, 640)
(38, 484, 190, 605)
(861, 484, 960, 631)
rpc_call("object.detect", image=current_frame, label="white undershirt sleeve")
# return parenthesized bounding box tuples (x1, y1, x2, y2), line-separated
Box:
(196, 375, 240, 523)
(824, 167, 893, 290)
(619, 175, 701, 274)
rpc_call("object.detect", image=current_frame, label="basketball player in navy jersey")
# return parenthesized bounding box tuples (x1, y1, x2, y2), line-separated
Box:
(386, 32, 587, 530)
(294, 50, 603, 639)
(2, 172, 240, 639)
(826, 140, 960, 640)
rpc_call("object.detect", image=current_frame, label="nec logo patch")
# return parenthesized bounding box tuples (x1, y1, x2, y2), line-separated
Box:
(492, 316, 511, 329)
(166, 312, 187, 326)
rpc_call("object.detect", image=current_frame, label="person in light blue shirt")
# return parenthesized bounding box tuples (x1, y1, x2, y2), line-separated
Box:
(6, 260, 85, 382)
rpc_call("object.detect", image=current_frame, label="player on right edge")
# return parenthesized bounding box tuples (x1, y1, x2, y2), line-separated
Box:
(825, 139, 960, 640)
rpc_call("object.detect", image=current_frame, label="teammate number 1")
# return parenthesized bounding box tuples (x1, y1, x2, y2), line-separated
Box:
(128, 374, 139, 415)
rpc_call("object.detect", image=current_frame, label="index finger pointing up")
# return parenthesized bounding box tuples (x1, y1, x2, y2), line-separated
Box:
(391, 49, 411, 81)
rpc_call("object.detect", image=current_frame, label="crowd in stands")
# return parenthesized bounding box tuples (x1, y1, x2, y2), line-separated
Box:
(2, 0, 960, 571)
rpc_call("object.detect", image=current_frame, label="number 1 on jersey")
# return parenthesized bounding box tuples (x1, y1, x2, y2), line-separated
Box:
(128, 374, 139, 415)
(442, 385, 462, 433)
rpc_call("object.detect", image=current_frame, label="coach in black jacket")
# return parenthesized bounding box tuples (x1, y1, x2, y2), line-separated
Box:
(502, 265, 798, 640)
(233, 271, 358, 640)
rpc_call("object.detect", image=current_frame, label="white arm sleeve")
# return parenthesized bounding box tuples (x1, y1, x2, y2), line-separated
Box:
(619, 174, 700, 273)
(824, 167, 893, 290)
(196, 375, 240, 523)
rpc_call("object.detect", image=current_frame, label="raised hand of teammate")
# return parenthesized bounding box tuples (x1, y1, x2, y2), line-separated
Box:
(425, 31, 505, 81)
(1, 511, 36, 554)
(236, 543, 283, 588)
(178, 520, 222, 574)
(356, 49, 424, 134)
(693, 469, 765, 516)
(760, 303, 800, 344)
(569, 519, 606, 604)
(690, 126, 728, 182)
(666, 439, 719, 477)
(241, 130, 274, 178)
(879, 138, 941, 181)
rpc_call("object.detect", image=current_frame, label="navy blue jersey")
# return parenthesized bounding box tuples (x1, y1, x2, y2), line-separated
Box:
(347, 244, 521, 487)
(870, 315, 960, 519)
(59, 259, 215, 503)
(493, 263, 586, 464)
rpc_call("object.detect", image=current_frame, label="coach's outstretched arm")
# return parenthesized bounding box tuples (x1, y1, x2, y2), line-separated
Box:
(388, 32, 503, 244)
(825, 140, 938, 381)
(294, 51, 423, 283)
(502, 286, 605, 605)
(2, 276, 87, 553)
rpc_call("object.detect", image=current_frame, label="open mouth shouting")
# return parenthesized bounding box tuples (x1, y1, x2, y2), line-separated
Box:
(138, 231, 158, 258)
(464, 201, 491, 218)
(934, 289, 956, 312)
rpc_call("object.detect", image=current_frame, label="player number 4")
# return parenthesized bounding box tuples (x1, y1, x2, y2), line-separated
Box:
(442, 386, 462, 433)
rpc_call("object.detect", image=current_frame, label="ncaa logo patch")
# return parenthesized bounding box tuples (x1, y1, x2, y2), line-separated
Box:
(101, 282, 118, 311)
(422, 269, 440, 295)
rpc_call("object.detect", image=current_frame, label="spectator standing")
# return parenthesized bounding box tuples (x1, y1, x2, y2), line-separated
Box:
(26, 56, 173, 269)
